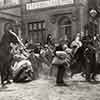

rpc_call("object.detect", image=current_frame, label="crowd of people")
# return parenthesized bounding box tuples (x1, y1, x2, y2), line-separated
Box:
(1, 22, 100, 88)
(8, 30, 95, 86)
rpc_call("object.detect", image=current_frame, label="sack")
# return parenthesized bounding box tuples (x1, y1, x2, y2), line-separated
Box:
(56, 51, 67, 59)
(52, 56, 65, 65)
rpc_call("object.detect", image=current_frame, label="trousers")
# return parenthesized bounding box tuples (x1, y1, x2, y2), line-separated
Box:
(56, 64, 66, 83)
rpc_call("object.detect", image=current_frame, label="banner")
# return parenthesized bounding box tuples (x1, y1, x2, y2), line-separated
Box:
(26, 0, 74, 10)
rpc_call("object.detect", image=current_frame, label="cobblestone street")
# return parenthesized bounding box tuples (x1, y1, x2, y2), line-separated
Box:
(0, 75, 100, 100)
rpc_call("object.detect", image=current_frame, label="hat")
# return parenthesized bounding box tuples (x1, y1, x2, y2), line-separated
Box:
(90, 9, 97, 17)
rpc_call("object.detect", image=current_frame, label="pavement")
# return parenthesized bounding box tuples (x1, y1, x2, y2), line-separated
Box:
(0, 74, 100, 100)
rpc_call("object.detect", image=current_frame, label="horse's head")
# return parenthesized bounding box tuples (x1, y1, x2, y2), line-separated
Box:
(4, 23, 20, 45)
(8, 30, 20, 45)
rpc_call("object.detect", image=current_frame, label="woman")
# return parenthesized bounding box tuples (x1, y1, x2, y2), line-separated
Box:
(47, 34, 53, 45)
(71, 33, 82, 54)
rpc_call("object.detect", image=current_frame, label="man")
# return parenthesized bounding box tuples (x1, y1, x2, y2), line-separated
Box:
(4, 23, 25, 84)
(52, 41, 69, 86)
(82, 22, 97, 81)
(84, 9, 98, 46)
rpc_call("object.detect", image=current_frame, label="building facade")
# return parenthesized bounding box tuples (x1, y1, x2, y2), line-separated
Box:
(22, 0, 88, 44)
(0, 0, 88, 44)
(0, 0, 22, 40)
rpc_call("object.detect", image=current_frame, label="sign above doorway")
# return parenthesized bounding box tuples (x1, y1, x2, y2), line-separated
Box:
(26, 0, 74, 10)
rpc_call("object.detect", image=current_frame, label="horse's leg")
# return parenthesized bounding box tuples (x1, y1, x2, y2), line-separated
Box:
(0, 64, 7, 87)
(6, 66, 12, 84)
(2, 63, 11, 84)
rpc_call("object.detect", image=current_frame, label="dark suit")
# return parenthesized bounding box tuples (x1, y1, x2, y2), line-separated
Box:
(82, 35, 96, 81)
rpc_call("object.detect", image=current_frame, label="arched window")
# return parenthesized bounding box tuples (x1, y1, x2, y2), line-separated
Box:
(58, 16, 72, 41)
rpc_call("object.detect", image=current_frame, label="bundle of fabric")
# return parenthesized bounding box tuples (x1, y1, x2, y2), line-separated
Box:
(52, 51, 67, 65)
(56, 51, 67, 59)
(12, 59, 34, 82)
(11, 48, 34, 82)
(52, 48, 73, 72)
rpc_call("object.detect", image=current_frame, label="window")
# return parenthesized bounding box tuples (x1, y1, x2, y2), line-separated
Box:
(0, 0, 20, 7)
(58, 16, 72, 41)
(31, 0, 46, 2)
(24, 0, 31, 3)
(28, 21, 46, 44)
(3, 0, 19, 5)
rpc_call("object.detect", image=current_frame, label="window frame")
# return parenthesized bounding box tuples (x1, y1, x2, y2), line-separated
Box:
(28, 21, 46, 44)
(1, 0, 20, 6)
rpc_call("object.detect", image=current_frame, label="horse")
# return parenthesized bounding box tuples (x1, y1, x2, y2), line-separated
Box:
(0, 23, 24, 87)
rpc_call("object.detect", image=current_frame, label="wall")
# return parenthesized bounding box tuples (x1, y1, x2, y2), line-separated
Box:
(0, 5, 21, 40)
(22, 0, 88, 43)
(23, 5, 75, 41)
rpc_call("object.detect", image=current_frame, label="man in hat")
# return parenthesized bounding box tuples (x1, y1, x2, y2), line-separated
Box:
(84, 9, 98, 43)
